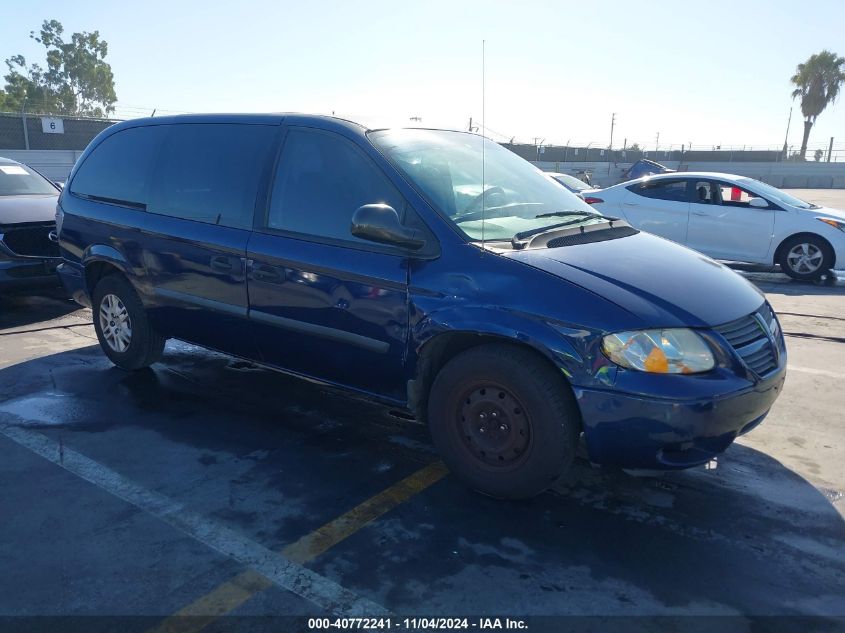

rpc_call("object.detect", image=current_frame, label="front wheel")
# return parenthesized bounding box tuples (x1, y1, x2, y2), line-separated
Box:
(778, 235, 833, 281)
(427, 344, 580, 499)
(92, 274, 165, 370)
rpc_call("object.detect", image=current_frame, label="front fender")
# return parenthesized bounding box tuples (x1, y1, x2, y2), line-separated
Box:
(411, 305, 617, 389)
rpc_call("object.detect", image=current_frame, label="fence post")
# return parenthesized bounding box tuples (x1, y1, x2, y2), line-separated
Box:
(20, 103, 30, 150)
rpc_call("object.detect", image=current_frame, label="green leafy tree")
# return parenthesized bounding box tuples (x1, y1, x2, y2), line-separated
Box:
(791, 50, 845, 158)
(626, 142, 642, 152)
(3, 20, 116, 117)
(814, 148, 824, 161)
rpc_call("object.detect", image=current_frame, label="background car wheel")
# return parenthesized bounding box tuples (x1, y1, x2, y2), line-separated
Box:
(778, 235, 833, 281)
(427, 343, 580, 499)
(92, 274, 165, 370)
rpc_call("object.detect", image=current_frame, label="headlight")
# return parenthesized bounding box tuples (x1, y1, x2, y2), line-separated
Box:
(602, 328, 714, 374)
(817, 217, 845, 232)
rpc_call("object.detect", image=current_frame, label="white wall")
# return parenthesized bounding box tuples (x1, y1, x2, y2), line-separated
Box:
(6, 148, 845, 190)
(1, 149, 82, 182)
(535, 160, 845, 189)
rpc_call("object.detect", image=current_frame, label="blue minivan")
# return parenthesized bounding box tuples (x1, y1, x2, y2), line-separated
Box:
(57, 114, 786, 498)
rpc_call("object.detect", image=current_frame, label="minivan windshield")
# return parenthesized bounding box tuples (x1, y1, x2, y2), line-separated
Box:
(369, 129, 602, 241)
(0, 162, 57, 196)
(737, 177, 819, 209)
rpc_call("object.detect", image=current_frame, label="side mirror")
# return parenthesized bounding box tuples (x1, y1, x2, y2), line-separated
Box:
(748, 197, 769, 209)
(351, 204, 425, 250)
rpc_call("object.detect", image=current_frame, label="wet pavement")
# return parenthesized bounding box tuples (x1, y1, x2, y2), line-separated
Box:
(0, 271, 843, 630)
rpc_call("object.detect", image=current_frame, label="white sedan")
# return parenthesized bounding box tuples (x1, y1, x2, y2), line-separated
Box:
(585, 172, 845, 280)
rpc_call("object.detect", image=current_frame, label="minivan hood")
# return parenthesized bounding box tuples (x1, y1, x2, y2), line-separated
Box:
(0, 194, 59, 225)
(504, 231, 764, 328)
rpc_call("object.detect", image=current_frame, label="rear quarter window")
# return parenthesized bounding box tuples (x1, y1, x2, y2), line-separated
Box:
(70, 126, 165, 206)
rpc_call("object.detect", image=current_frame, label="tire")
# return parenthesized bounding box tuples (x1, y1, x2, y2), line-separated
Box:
(778, 235, 833, 281)
(427, 344, 580, 499)
(91, 274, 165, 370)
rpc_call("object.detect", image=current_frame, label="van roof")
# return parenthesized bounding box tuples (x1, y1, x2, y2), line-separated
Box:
(111, 112, 368, 133)
(108, 113, 474, 137)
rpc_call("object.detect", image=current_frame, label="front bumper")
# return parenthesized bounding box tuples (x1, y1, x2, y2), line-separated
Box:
(0, 257, 61, 292)
(574, 367, 786, 469)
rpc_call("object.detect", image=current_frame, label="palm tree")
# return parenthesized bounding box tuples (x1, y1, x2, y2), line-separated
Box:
(791, 50, 845, 159)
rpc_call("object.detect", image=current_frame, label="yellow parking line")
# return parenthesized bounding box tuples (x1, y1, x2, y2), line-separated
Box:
(148, 461, 448, 633)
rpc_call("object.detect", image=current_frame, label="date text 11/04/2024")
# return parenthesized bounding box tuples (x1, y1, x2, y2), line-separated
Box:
(307, 618, 528, 630)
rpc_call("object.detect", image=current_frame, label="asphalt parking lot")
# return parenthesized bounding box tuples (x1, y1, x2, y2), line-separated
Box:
(1, 190, 844, 631)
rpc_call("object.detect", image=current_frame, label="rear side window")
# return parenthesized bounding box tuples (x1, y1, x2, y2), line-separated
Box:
(148, 124, 276, 229)
(628, 179, 688, 202)
(70, 126, 165, 207)
(266, 128, 405, 243)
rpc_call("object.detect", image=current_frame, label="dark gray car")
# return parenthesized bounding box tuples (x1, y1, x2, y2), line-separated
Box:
(0, 157, 62, 292)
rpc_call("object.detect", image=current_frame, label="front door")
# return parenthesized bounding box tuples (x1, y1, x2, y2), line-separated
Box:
(246, 127, 412, 401)
(686, 180, 775, 262)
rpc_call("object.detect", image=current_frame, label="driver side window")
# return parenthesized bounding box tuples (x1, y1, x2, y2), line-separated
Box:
(716, 183, 767, 208)
(267, 128, 406, 243)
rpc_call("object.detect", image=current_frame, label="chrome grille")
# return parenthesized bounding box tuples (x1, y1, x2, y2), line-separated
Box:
(0, 223, 59, 258)
(714, 309, 779, 377)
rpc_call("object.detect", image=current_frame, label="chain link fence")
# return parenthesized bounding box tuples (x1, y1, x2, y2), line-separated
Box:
(2, 109, 842, 165)
(0, 111, 119, 150)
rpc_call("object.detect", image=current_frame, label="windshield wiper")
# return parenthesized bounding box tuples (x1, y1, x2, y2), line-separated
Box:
(513, 213, 617, 242)
(535, 210, 618, 221)
(534, 210, 595, 219)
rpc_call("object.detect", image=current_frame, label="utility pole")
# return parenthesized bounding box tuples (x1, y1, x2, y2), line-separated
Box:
(533, 137, 545, 162)
(782, 106, 792, 159)
(655, 132, 660, 153)
(608, 113, 616, 151)
(607, 113, 617, 174)
(827, 137, 834, 163)
(20, 94, 29, 151)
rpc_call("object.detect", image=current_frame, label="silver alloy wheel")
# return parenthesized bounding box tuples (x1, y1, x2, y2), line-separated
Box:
(98, 293, 132, 353)
(786, 242, 823, 274)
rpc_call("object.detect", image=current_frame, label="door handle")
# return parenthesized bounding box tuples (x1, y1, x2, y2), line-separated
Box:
(210, 256, 234, 272)
(251, 264, 282, 282)
(691, 211, 708, 216)
(623, 202, 640, 206)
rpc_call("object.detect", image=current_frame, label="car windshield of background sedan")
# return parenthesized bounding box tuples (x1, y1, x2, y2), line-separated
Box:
(553, 173, 592, 192)
(370, 129, 602, 241)
(0, 162, 57, 196)
(739, 177, 819, 209)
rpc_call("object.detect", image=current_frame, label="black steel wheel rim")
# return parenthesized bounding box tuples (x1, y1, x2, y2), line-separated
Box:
(457, 383, 531, 468)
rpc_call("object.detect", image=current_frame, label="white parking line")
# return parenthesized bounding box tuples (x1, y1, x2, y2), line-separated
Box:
(788, 365, 845, 380)
(0, 423, 389, 617)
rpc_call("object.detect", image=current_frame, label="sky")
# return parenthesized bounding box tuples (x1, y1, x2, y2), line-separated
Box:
(2, 0, 845, 153)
